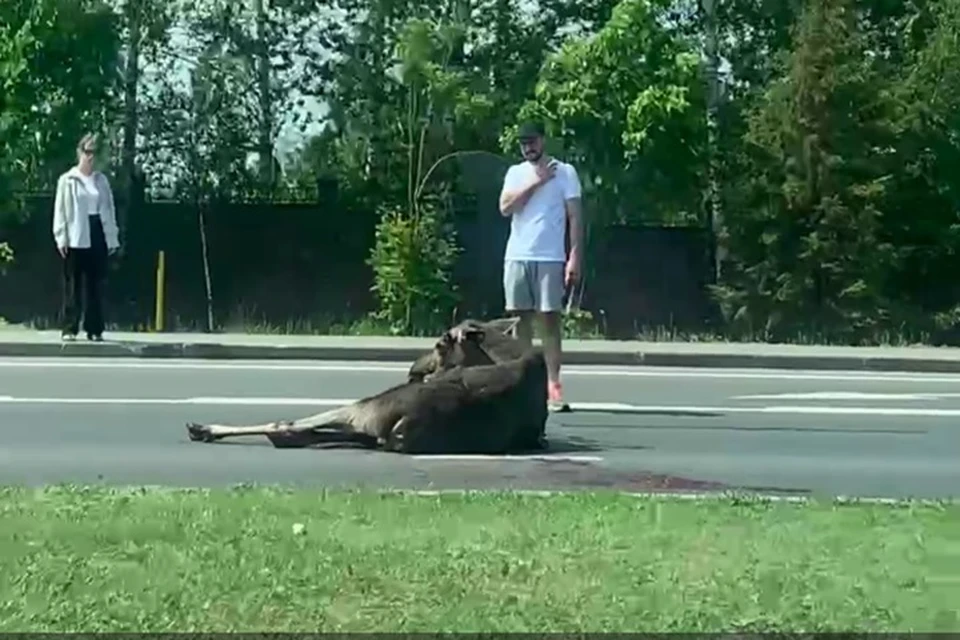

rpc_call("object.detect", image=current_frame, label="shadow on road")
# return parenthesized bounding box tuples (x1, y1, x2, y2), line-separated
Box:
(534, 435, 608, 454)
(195, 439, 375, 450)
(181, 433, 611, 454)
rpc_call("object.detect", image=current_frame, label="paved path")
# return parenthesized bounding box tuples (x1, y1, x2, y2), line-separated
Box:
(0, 357, 957, 498)
(3, 326, 960, 371)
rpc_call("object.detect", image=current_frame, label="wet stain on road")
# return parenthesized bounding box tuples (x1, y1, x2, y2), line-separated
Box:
(536, 459, 730, 492)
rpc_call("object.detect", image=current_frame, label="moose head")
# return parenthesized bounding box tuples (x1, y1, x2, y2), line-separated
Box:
(407, 317, 522, 383)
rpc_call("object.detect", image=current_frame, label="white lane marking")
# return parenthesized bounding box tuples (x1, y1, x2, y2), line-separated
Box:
(411, 454, 603, 462)
(191, 397, 355, 406)
(0, 397, 353, 406)
(4, 358, 960, 383)
(754, 405, 960, 416)
(573, 402, 960, 417)
(0, 396, 959, 417)
(0, 360, 412, 372)
(733, 392, 960, 401)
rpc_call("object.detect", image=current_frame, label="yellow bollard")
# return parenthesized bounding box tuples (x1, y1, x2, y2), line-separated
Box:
(154, 250, 166, 332)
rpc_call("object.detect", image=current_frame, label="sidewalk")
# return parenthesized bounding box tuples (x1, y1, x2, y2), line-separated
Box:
(2, 326, 960, 372)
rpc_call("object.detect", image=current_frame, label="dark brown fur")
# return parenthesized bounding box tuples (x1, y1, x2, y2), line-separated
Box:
(184, 316, 549, 454)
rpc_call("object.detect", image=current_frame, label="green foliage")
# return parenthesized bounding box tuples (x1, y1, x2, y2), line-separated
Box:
(0, 0, 121, 202)
(880, 0, 960, 332)
(562, 308, 602, 339)
(137, 0, 335, 202)
(712, 0, 905, 343)
(367, 201, 460, 335)
(509, 0, 707, 226)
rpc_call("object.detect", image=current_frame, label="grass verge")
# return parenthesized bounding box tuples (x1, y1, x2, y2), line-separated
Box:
(0, 486, 958, 632)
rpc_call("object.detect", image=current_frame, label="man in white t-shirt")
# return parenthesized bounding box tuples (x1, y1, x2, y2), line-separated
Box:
(498, 121, 583, 412)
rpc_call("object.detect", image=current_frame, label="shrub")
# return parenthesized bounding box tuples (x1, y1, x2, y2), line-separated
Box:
(367, 200, 461, 335)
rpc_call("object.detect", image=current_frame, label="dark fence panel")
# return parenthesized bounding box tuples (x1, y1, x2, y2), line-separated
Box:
(0, 195, 717, 336)
(583, 224, 719, 338)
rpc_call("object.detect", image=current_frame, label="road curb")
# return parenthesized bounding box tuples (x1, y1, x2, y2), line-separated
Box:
(86, 485, 958, 505)
(375, 488, 956, 505)
(3, 339, 960, 372)
(0, 341, 426, 362)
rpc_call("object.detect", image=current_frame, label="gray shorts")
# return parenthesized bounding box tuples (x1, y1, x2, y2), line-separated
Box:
(503, 260, 565, 313)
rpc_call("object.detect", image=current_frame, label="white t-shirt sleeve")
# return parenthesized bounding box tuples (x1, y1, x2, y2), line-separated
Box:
(500, 164, 522, 195)
(561, 163, 582, 200)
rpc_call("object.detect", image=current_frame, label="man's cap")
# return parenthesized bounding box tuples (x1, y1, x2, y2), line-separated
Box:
(517, 121, 545, 140)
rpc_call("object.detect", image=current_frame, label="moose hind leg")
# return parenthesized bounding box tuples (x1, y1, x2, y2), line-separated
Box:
(186, 406, 357, 444)
(186, 420, 291, 443)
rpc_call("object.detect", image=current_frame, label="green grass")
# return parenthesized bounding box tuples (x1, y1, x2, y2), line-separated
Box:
(0, 486, 958, 632)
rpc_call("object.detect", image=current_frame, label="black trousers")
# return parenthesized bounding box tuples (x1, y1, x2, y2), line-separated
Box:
(61, 215, 109, 337)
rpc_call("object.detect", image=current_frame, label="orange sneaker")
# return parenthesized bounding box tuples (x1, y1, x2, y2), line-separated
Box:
(548, 380, 571, 413)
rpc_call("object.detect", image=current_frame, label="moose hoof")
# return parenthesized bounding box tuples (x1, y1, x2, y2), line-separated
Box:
(186, 422, 216, 443)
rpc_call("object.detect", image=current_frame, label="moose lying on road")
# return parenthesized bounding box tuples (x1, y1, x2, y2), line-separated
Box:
(184, 317, 551, 454)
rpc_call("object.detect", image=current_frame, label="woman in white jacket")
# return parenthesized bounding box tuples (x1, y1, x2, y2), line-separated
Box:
(51, 133, 121, 341)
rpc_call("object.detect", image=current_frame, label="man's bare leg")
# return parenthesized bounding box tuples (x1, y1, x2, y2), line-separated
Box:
(514, 310, 535, 350)
(537, 310, 569, 412)
(537, 310, 561, 382)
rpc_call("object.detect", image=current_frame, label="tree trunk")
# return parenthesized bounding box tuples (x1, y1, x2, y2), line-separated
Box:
(254, 0, 274, 194)
(120, 0, 141, 249)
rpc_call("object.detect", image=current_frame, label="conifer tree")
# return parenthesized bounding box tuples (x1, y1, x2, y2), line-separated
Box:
(714, 0, 900, 343)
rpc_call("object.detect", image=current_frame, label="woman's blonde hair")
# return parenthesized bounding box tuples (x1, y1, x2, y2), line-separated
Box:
(77, 132, 98, 155)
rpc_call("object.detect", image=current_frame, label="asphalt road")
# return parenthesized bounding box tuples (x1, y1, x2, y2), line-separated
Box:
(0, 357, 958, 499)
